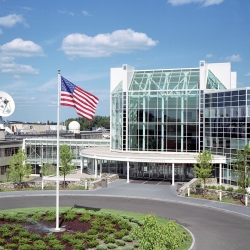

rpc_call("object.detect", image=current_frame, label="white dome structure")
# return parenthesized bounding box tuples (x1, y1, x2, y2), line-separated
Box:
(68, 121, 80, 133)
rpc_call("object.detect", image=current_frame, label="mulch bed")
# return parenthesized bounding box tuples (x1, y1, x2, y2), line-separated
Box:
(0, 212, 135, 250)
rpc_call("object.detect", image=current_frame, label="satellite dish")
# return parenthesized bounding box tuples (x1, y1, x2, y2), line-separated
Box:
(0, 92, 15, 134)
(0, 91, 15, 117)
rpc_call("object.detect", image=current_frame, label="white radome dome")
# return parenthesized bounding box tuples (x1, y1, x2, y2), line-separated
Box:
(68, 121, 80, 133)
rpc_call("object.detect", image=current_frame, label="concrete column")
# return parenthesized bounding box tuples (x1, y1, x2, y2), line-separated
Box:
(245, 194, 248, 207)
(143, 97, 146, 150)
(94, 159, 98, 178)
(181, 96, 184, 152)
(187, 185, 190, 196)
(127, 161, 130, 183)
(172, 163, 175, 185)
(161, 97, 164, 151)
(219, 163, 222, 186)
(100, 160, 102, 178)
(80, 157, 83, 174)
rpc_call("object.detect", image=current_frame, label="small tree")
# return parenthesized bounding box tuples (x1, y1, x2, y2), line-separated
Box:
(59, 144, 75, 188)
(233, 144, 250, 192)
(131, 213, 187, 250)
(40, 163, 56, 176)
(8, 149, 32, 186)
(194, 150, 214, 196)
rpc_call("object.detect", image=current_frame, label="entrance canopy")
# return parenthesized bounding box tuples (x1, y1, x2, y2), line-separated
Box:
(80, 146, 226, 164)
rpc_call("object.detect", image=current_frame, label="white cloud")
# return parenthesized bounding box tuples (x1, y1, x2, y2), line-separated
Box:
(167, 0, 224, 7)
(0, 62, 39, 74)
(0, 14, 28, 28)
(0, 56, 39, 75)
(203, 0, 224, 6)
(82, 10, 91, 16)
(225, 54, 242, 62)
(0, 38, 44, 57)
(206, 54, 213, 58)
(61, 29, 158, 58)
(245, 72, 250, 76)
(58, 10, 75, 16)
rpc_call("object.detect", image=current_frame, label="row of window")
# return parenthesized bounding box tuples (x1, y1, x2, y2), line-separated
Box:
(0, 147, 19, 157)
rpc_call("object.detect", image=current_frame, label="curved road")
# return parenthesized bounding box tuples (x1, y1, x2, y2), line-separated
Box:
(1, 181, 250, 250)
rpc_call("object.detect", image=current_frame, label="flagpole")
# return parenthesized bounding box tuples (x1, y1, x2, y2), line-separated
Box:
(56, 69, 61, 231)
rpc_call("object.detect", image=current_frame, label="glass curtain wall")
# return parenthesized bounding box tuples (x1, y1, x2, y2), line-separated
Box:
(111, 82, 123, 150)
(127, 69, 200, 152)
(204, 88, 249, 184)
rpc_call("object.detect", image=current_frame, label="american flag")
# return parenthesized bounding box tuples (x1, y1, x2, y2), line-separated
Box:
(60, 76, 99, 120)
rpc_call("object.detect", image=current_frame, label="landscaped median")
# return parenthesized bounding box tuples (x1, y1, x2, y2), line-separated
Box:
(179, 178, 250, 206)
(0, 174, 119, 191)
(0, 207, 193, 250)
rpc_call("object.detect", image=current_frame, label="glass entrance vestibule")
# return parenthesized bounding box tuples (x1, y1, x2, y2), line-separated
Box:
(84, 158, 194, 182)
(80, 146, 226, 185)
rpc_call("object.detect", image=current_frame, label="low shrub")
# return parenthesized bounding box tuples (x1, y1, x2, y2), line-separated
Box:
(43, 234, 57, 242)
(61, 233, 74, 242)
(122, 247, 134, 250)
(106, 243, 118, 249)
(64, 211, 76, 221)
(0, 239, 5, 245)
(18, 244, 32, 250)
(74, 232, 86, 240)
(48, 239, 61, 246)
(79, 213, 91, 223)
(87, 239, 99, 248)
(133, 242, 140, 248)
(30, 233, 41, 241)
(19, 238, 30, 245)
(115, 240, 126, 246)
(2, 231, 12, 238)
(5, 243, 18, 250)
(226, 187, 234, 192)
(118, 220, 132, 231)
(104, 227, 116, 234)
(19, 231, 30, 238)
(86, 229, 97, 235)
(122, 235, 133, 242)
(10, 236, 20, 243)
(96, 245, 107, 250)
(32, 212, 44, 221)
(98, 232, 108, 240)
(104, 237, 116, 244)
(52, 244, 65, 250)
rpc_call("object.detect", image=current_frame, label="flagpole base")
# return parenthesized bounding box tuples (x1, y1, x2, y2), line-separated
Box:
(49, 227, 66, 233)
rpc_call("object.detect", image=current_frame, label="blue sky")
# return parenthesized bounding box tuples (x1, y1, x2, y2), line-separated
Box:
(0, 0, 249, 123)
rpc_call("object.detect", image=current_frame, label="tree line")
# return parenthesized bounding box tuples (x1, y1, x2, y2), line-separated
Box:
(64, 115, 110, 131)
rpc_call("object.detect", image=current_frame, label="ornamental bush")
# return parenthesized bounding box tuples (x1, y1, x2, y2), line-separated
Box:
(5, 243, 18, 250)
(79, 213, 91, 222)
(96, 245, 107, 250)
(115, 240, 126, 246)
(106, 243, 118, 249)
(104, 237, 116, 244)
(64, 211, 76, 221)
(18, 244, 32, 250)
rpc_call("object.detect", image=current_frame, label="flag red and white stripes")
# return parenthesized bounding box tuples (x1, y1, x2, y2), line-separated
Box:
(60, 76, 99, 120)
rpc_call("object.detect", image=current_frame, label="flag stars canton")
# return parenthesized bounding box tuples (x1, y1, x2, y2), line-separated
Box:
(61, 77, 75, 94)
